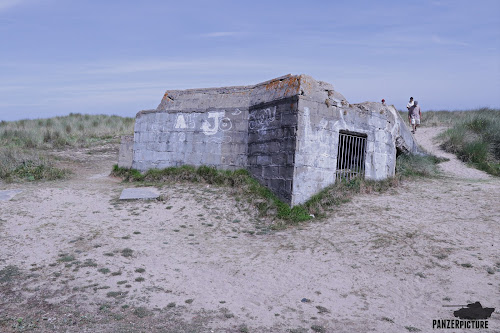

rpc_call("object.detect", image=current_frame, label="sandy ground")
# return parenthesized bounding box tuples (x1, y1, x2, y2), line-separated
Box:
(0, 129, 499, 333)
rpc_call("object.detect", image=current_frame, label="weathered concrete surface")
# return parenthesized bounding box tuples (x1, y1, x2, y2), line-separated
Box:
(119, 187, 160, 200)
(293, 93, 418, 204)
(126, 74, 421, 205)
(247, 97, 298, 203)
(118, 135, 133, 168)
(0, 190, 22, 201)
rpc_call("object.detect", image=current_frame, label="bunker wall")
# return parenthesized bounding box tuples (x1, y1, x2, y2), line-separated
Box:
(292, 99, 399, 205)
(247, 97, 299, 204)
(292, 99, 340, 205)
(132, 108, 249, 171)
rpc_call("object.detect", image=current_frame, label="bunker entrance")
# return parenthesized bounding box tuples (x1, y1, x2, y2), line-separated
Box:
(336, 131, 367, 181)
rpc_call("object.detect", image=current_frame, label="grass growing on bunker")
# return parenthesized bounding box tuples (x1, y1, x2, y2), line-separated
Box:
(112, 155, 443, 227)
(112, 164, 312, 225)
(302, 153, 443, 218)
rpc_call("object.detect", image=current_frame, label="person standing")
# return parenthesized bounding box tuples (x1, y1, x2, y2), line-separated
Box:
(410, 100, 421, 134)
(406, 97, 414, 126)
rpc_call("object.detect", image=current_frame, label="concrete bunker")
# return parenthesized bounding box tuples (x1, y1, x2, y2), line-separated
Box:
(119, 74, 420, 206)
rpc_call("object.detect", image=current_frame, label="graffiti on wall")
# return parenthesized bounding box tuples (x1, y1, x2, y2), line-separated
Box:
(249, 106, 277, 130)
(174, 114, 197, 129)
(201, 111, 233, 135)
(171, 111, 233, 136)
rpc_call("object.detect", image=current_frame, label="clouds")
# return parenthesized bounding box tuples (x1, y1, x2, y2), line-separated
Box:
(0, 1, 499, 121)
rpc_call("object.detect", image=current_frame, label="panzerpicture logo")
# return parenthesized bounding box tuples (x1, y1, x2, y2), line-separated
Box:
(433, 302, 495, 330)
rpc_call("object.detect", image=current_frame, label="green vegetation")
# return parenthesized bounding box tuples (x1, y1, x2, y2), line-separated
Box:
(57, 254, 76, 263)
(0, 148, 69, 182)
(437, 109, 500, 176)
(112, 165, 312, 225)
(121, 248, 134, 257)
(0, 114, 134, 182)
(0, 265, 21, 283)
(396, 154, 447, 178)
(0, 113, 134, 149)
(398, 107, 498, 128)
(419, 108, 498, 128)
(398, 108, 499, 176)
(112, 155, 443, 227)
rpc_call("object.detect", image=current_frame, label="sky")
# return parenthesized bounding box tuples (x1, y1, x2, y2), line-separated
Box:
(0, 0, 499, 121)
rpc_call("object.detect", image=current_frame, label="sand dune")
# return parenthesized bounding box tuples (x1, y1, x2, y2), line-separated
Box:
(0, 128, 498, 332)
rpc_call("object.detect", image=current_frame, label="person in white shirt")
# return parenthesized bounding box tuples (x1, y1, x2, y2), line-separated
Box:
(406, 97, 414, 126)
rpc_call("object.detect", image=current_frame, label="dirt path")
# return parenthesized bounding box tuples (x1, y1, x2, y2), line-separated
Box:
(1, 130, 499, 333)
(415, 126, 492, 180)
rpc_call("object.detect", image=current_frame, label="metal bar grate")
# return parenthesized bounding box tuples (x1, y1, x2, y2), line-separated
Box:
(336, 131, 367, 181)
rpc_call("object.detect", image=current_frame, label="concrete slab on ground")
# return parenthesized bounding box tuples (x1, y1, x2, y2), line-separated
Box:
(0, 190, 23, 201)
(119, 187, 160, 200)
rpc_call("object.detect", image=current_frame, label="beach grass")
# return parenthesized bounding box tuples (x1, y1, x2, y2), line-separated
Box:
(436, 109, 500, 176)
(0, 114, 134, 182)
(398, 108, 500, 176)
(0, 113, 134, 149)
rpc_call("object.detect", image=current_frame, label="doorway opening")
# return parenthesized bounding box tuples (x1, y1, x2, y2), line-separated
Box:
(336, 131, 367, 181)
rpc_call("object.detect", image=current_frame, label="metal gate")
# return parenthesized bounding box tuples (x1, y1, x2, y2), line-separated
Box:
(336, 131, 367, 181)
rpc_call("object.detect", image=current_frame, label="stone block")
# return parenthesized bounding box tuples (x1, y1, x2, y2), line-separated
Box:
(262, 166, 279, 179)
(119, 187, 160, 200)
(0, 189, 23, 201)
(269, 179, 286, 192)
(256, 155, 272, 166)
(248, 166, 262, 179)
(247, 155, 257, 165)
(279, 166, 294, 179)
(271, 153, 287, 166)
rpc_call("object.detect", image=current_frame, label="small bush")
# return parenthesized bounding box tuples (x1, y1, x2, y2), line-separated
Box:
(395, 154, 445, 178)
(0, 265, 21, 283)
(57, 255, 75, 263)
(121, 248, 133, 257)
(133, 307, 149, 318)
